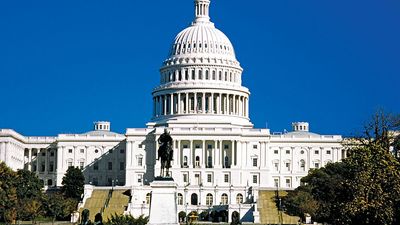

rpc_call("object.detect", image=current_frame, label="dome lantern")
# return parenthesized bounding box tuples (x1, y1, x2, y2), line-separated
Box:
(194, 0, 211, 24)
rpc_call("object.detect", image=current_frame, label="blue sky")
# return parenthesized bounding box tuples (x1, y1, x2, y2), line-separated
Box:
(0, 0, 399, 136)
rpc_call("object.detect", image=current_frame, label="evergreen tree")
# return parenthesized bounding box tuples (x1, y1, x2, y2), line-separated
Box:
(61, 167, 85, 201)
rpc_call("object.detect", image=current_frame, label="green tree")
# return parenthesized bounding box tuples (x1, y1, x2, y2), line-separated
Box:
(15, 169, 44, 223)
(61, 167, 85, 201)
(283, 112, 400, 225)
(0, 162, 18, 224)
(43, 193, 78, 224)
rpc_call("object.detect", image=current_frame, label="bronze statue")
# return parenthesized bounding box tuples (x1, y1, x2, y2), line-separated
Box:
(157, 128, 173, 177)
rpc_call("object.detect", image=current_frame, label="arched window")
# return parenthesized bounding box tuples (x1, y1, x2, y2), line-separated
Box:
(205, 70, 209, 80)
(221, 193, 228, 205)
(300, 159, 305, 171)
(178, 71, 182, 81)
(206, 193, 213, 206)
(219, 71, 222, 80)
(183, 156, 188, 167)
(146, 193, 151, 204)
(192, 70, 195, 80)
(185, 70, 189, 80)
(177, 193, 183, 205)
(198, 70, 202, 80)
(191, 193, 198, 205)
(195, 156, 200, 168)
(236, 193, 243, 204)
(212, 70, 216, 80)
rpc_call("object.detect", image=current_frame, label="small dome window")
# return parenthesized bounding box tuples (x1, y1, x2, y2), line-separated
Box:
(205, 43, 208, 48)
(188, 43, 191, 48)
(199, 43, 202, 48)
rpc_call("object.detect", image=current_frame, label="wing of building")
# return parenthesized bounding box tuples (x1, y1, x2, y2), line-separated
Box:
(0, 0, 345, 222)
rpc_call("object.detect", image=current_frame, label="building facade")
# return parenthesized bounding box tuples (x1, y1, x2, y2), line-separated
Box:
(0, 0, 344, 222)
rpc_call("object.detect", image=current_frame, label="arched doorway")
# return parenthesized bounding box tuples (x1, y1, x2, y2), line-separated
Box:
(191, 193, 198, 205)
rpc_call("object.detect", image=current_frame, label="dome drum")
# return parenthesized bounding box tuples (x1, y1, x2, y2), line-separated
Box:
(152, 0, 252, 128)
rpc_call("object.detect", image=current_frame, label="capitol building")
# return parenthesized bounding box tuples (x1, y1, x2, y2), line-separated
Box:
(0, 0, 344, 223)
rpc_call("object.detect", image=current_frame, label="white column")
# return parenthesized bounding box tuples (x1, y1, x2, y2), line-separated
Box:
(36, 148, 39, 172)
(224, 94, 227, 114)
(194, 93, 197, 113)
(231, 140, 235, 167)
(28, 148, 32, 171)
(260, 142, 266, 168)
(163, 95, 167, 115)
(245, 97, 249, 117)
(189, 140, 193, 167)
(178, 93, 181, 114)
(177, 140, 181, 166)
(185, 92, 189, 113)
(210, 93, 214, 114)
(232, 95, 236, 115)
(202, 140, 206, 167)
(170, 94, 174, 115)
(202, 93, 206, 113)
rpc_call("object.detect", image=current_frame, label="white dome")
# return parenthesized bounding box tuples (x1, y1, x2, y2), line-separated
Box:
(168, 23, 236, 60)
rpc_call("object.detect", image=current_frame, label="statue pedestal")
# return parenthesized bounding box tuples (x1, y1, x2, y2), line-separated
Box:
(148, 178, 179, 225)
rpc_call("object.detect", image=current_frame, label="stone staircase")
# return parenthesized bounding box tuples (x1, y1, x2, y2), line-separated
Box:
(80, 190, 109, 221)
(258, 190, 300, 224)
(102, 190, 130, 221)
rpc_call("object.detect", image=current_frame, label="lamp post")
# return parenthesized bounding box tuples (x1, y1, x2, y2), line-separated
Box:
(185, 203, 189, 225)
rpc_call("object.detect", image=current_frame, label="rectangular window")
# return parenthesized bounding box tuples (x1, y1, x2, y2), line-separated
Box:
(94, 162, 98, 171)
(286, 150, 290, 154)
(207, 174, 212, 183)
(286, 178, 291, 188)
(183, 173, 188, 183)
(274, 178, 279, 188)
(274, 150, 278, 154)
(253, 175, 258, 184)
(68, 161, 73, 168)
(253, 145, 258, 149)
(195, 144, 201, 148)
(108, 162, 112, 170)
(315, 150, 319, 154)
(315, 162, 320, 168)
(326, 150, 331, 154)
(274, 162, 279, 171)
(49, 162, 54, 172)
(224, 144, 229, 150)
(138, 156, 143, 166)
(138, 144, 143, 148)
(224, 174, 229, 183)
(120, 162, 125, 171)
(50, 151, 54, 157)
(207, 144, 212, 149)
(137, 174, 143, 183)
(183, 144, 188, 148)
(41, 163, 45, 172)
(79, 161, 84, 169)
(68, 149, 73, 153)
(253, 158, 258, 167)
(41, 152, 46, 156)
(194, 174, 200, 185)
(80, 149, 84, 153)
(286, 162, 291, 171)
(120, 149, 125, 154)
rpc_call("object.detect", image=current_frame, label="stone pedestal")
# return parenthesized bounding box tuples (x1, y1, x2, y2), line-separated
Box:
(148, 178, 179, 225)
